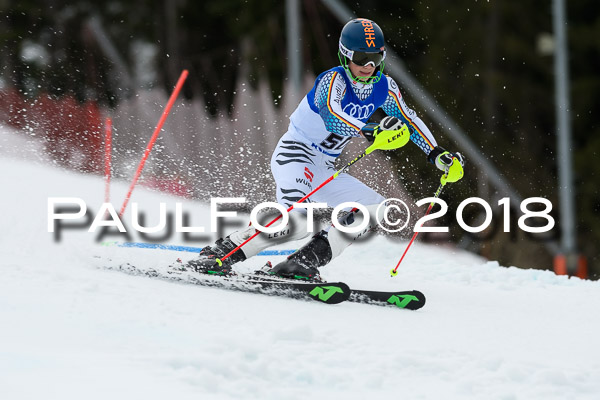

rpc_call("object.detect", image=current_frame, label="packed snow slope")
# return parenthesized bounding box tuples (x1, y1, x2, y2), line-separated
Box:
(1, 147, 599, 398)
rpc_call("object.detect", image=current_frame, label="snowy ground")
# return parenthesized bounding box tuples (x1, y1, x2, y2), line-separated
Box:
(1, 127, 600, 399)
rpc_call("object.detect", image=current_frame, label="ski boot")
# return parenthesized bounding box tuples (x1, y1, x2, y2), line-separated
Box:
(186, 237, 246, 276)
(267, 231, 332, 282)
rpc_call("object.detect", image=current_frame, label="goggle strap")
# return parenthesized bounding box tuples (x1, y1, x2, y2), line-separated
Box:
(338, 41, 354, 60)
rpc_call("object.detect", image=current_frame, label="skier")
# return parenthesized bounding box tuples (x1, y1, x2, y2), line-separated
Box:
(188, 18, 464, 280)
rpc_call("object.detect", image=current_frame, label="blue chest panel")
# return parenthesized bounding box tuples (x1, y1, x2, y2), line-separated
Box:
(306, 66, 388, 123)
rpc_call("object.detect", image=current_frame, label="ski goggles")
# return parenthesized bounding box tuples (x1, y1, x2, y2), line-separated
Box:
(350, 51, 385, 67)
(339, 41, 386, 67)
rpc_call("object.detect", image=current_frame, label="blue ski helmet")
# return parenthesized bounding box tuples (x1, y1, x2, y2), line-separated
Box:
(338, 18, 386, 84)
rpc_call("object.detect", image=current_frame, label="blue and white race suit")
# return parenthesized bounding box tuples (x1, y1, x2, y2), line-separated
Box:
(232, 66, 439, 258)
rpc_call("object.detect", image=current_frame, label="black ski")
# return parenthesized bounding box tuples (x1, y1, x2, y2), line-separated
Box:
(349, 289, 426, 310)
(247, 268, 426, 310)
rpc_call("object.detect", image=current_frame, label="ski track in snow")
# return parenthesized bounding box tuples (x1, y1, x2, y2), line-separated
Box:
(1, 127, 600, 400)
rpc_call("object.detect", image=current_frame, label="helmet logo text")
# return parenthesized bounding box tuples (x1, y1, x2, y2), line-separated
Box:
(360, 19, 376, 47)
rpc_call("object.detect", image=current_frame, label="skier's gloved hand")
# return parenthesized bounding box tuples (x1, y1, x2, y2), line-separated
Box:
(428, 146, 465, 184)
(360, 122, 379, 143)
(379, 115, 404, 131)
(360, 116, 404, 143)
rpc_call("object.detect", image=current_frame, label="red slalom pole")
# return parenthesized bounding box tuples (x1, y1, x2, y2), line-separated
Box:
(390, 180, 445, 277)
(119, 69, 189, 217)
(104, 117, 112, 205)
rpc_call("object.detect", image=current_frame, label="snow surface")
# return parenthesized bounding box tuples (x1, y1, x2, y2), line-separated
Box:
(1, 126, 600, 399)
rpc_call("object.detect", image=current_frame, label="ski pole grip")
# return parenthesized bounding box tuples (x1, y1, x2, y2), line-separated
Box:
(367, 123, 410, 154)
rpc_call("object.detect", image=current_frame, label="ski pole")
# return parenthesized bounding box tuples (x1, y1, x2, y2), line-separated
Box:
(390, 178, 446, 277)
(215, 125, 411, 267)
(119, 69, 189, 218)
